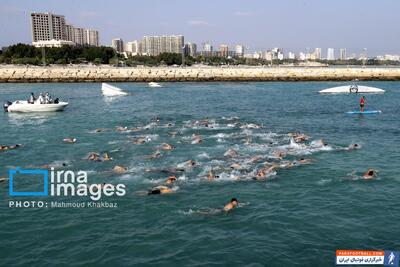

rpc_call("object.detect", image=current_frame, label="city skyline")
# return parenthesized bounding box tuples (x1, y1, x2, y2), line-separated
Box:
(1, 0, 399, 56)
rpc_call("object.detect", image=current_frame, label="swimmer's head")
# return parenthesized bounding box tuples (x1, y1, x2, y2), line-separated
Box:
(368, 170, 374, 176)
(148, 189, 161, 195)
(231, 198, 238, 205)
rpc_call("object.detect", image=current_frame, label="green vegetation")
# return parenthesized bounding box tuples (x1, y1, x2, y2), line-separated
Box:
(1, 43, 399, 66)
(0, 43, 116, 65)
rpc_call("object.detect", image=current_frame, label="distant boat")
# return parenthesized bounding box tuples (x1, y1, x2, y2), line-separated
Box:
(4, 100, 68, 113)
(148, 82, 162, 88)
(319, 84, 385, 94)
(101, 83, 128, 96)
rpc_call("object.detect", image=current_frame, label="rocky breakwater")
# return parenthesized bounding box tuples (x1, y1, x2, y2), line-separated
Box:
(1, 65, 400, 82)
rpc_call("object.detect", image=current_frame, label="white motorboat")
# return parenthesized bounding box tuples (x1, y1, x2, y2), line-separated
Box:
(4, 100, 68, 113)
(101, 83, 128, 96)
(148, 82, 162, 88)
(319, 85, 385, 94)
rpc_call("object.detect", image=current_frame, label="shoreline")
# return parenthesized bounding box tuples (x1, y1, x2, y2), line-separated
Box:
(1, 65, 400, 82)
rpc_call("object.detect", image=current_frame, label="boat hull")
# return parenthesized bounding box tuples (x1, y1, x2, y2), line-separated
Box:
(102, 83, 128, 96)
(6, 101, 68, 113)
(319, 85, 385, 94)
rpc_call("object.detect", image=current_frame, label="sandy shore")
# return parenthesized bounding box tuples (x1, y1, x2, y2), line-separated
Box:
(1, 65, 400, 82)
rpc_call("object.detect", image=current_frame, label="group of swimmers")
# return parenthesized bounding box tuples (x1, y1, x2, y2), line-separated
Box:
(0, 116, 378, 214)
(27, 92, 59, 104)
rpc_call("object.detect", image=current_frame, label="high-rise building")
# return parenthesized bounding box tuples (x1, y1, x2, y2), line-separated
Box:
(31, 12, 99, 47)
(31, 12, 66, 42)
(86, 29, 99, 46)
(327, 48, 335, 60)
(202, 43, 213, 57)
(314, 48, 322, 60)
(287, 52, 295, 60)
(65, 24, 75, 43)
(112, 38, 124, 53)
(235, 45, 245, 57)
(339, 48, 347, 60)
(184, 43, 197, 57)
(126, 40, 140, 55)
(74, 27, 87, 46)
(219, 44, 229, 58)
(141, 35, 184, 56)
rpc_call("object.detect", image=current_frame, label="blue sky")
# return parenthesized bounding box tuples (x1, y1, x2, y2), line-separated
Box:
(0, 0, 399, 56)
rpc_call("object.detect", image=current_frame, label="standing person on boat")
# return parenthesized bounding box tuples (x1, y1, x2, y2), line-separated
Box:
(359, 96, 366, 112)
(28, 93, 36, 104)
(38, 93, 45, 104)
(45, 92, 52, 104)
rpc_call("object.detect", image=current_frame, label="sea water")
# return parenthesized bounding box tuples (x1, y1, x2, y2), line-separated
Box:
(0, 81, 399, 266)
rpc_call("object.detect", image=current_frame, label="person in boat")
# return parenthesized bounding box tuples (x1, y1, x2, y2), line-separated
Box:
(28, 92, 36, 104)
(45, 92, 52, 104)
(223, 198, 239, 212)
(359, 96, 366, 112)
(38, 93, 45, 104)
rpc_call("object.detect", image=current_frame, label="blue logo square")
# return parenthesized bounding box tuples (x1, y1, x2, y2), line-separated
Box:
(9, 168, 48, 196)
(384, 251, 400, 267)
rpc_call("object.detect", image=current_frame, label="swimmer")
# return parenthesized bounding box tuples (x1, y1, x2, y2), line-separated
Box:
(161, 143, 174, 151)
(273, 151, 287, 159)
(250, 155, 263, 163)
(63, 138, 77, 143)
(147, 185, 174, 195)
(207, 169, 219, 181)
(311, 139, 328, 148)
(240, 123, 260, 129)
(165, 176, 177, 184)
(224, 149, 238, 158)
(165, 122, 174, 127)
(116, 126, 128, 132)
(348, 143, 361, 150)
(87, 152, 101, 161)
(223, 198, 239, 212)
(113, 165, 128, 174)
(0, 177, 9, 183)
(177, 160, 196, 169)
(230, 163, 241, 170)
(191, 134, 202, 144)
(132, 137, 147, 144)
(294, 134, 310, 143)
(0, 144, 21, 151)
(94, 128, 106, 133)
(149, 150, 162, 159)
(363, 168, 376, 179)
(297, 158, 312, 164)
(102, 153, 112, 161)
(255, 166, 276, 179)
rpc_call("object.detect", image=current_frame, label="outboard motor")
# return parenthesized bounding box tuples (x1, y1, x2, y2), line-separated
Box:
(3, 101, 12, 112)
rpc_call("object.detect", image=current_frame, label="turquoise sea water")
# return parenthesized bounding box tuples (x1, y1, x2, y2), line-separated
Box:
(0, 82, 399, 266)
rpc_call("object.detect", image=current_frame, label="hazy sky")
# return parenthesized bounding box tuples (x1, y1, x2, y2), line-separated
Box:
(0, 0, 399, 56)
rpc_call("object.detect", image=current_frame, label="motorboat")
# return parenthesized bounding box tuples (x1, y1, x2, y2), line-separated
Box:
(101, 83, 128, 96)
(148, 82, 162, 88)
(4, 100, 68, 113)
